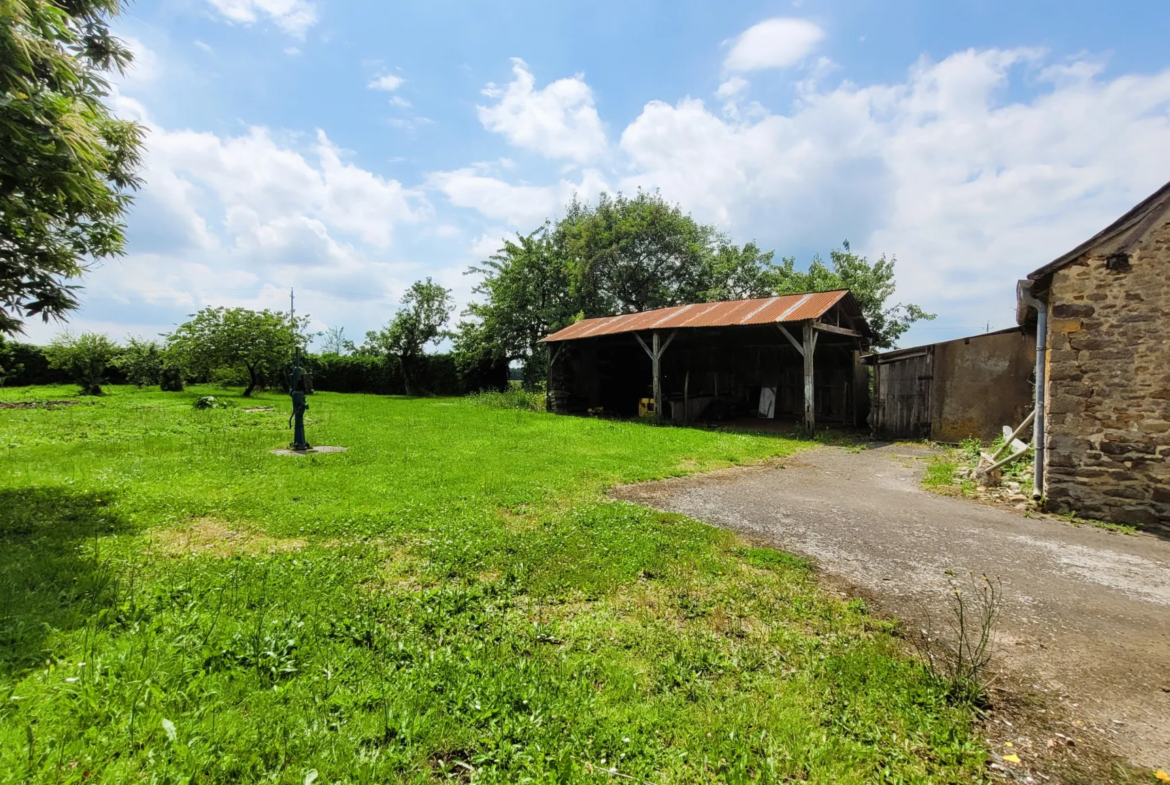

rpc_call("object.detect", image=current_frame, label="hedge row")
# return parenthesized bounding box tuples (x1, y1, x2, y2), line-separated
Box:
(0, 342, 130, 387)
(0, 343, 508, 396)
(302, 353, 508, 396)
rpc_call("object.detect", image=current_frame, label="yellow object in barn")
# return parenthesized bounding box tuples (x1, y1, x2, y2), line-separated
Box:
(638, 398, 656, 417)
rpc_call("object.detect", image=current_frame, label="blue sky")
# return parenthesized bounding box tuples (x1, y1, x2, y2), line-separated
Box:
(36, 0, 1170, 348)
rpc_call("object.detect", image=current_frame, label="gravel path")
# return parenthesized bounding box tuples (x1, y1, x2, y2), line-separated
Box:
(613, 444, 1170, 770)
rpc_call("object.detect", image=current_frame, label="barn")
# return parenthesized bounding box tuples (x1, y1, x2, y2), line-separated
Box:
(540, 291, 873, 430)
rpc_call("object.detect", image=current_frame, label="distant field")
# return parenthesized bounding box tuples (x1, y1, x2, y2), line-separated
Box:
(0, 385, 983, 783)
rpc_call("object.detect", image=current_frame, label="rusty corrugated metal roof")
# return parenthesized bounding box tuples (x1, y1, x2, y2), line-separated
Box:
(542, 290, 853, 342)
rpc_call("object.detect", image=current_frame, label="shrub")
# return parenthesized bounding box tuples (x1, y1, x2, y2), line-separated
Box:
(159, 363, 185, 392)
(917, 572, 1002, 704)
(45, 332, 118, 395)
(466, 386, 546, 412)
(114, 337, 164, 387)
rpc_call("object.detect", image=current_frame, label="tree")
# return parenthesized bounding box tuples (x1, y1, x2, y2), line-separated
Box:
(1, 0, 145, 335)
(114, 336, 163, 386)
(319, 325, 354, 355)
(167, 307, 306, 397)
(0, 336, 24, 386)
(45, 330, 117, 395)
(701, 242, 780, 301)
(465, 226, 577, 388)
(559, 191, 718, 314)
(774, 241, 935, 348)
(363, 279, 453, 395)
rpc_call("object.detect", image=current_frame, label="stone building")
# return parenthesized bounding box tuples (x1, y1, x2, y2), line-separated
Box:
(1017, 180, 1170, 525)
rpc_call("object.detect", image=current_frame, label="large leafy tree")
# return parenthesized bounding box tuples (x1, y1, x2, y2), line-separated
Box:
(364, 278, 453, 395)
(774, 241, 935, 348)
(559, 191, 718, 314)
(700, 242, 780, 301)
(167, 307, 306, 397)
(1, 0, 145, 335)
(464, 225, 577, 388)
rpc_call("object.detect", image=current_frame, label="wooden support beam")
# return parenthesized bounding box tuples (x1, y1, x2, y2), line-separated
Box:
(652, 331, 662, 420)
(811, 321, 863, 338)
(659, 329, 677, 357)
(803, 321, 818, 431)
(548, 343, 565, 367)
(776, 324, 804, 356)
(633, 333, 653, 359)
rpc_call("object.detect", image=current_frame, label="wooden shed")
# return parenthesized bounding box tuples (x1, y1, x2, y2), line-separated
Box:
(540, 291, 873, 430)
(866, 327, 1036, 442)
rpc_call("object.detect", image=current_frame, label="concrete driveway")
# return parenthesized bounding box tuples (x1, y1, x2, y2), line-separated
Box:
(613, 444, 1170, 771)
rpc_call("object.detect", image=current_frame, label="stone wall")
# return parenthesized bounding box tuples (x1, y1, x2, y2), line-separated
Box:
(1043, 220, 1170, 525)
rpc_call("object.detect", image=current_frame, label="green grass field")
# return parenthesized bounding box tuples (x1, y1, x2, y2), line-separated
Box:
(0, 385, 984, 783)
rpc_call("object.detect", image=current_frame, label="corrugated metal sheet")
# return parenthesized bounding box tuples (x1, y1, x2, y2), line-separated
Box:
(541, 291, 851, 343)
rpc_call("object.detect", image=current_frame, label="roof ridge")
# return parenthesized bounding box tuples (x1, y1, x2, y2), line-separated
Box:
(1027, 178, 1170, 281)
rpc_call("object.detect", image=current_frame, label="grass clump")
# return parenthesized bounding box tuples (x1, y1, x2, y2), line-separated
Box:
(465, 385, 546, 412)
(0, 384, 986, 783)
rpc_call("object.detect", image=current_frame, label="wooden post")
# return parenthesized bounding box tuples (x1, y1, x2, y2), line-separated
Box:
(652, 331, 662, 419)
(545, 343, 551, 413)
(802, 321, 817, 431)
(684, 371, 689, 423)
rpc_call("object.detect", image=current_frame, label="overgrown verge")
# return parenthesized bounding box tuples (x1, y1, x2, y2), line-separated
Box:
(921, 440, 1139, 535)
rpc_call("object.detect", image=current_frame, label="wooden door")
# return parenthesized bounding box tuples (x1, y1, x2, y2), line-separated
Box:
(871, 349, 933, 439)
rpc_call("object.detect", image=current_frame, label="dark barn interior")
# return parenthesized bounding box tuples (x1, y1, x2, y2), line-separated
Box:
(542, 291, 873, 430)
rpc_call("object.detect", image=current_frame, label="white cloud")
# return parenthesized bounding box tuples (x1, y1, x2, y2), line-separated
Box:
(477, 58, 607, 163)
(369, 73, 405, 92)
(19, 105, 438, 344)
(427, 168, 609, 229)
(119, 37, 159, 84)
(716, 76, 749, 100)
(618, 48, 1170, 339)
(205, 0, 317, 38)
(389, 95, 412, 108)
(724, 18, 825, 72)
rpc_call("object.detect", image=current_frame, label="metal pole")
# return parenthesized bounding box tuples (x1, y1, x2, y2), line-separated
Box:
(1018, 280, 1047, 500)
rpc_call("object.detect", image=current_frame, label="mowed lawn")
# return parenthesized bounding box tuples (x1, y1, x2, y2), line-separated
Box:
(0, 385, 984, 784)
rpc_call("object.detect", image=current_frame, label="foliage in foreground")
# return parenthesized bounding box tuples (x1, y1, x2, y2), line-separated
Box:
(0, 386, 985, 783)
(0, 0, 144, 335)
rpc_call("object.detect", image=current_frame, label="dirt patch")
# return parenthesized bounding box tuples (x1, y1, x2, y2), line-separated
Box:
(270, 445, 348, 456)
(0, 400, 81, 410)
(152, 518, 306, 558)
(612, 444, 1170, 778)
